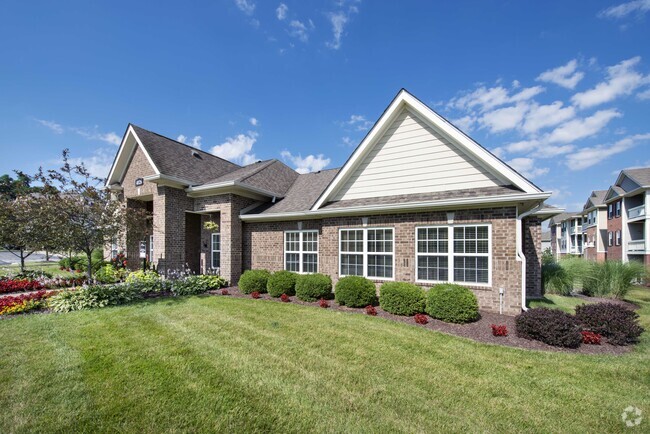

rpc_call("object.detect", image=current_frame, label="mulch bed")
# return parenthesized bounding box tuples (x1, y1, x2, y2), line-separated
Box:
(207, 287, 633, 355)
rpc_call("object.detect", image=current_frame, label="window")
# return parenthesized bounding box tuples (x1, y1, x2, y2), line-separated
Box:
(608, 204, 613, 219)
(339, 228, 394, 279)
(615, 201, 621, 217)
(608, 231, 613, 247)
(110, 239, 118, 259)
(615, 230, 621, 246)
(149, 235, 154, 261)
(416, 225, 490, 285)
(211, 233, 221, 269)
(285, 230, 318, 273)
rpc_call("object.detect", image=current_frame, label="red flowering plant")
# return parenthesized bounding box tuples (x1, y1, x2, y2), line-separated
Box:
(110, 253, 127, 270)
(319, 298, 329, 308)
(280, 293, 290, 302)
(414, 313, 429, 325)
(581, 330, 602, 345)
(0, 290, 58, 316)
(221, 288, 229, 295)
(491, 324, 508, 337)
(0, 279, 44, 294)
(251, 291, 261, 299)
(365, 305, 377, 316)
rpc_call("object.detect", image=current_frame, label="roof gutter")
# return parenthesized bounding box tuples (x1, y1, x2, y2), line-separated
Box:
(143, 174, 195, 188)
(185, 181, 282, 199)
(241, 192, 551, 221)
(516, 203, 545, 312)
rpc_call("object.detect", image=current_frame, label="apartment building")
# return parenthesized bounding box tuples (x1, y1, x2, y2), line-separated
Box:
(581, 190, 608, 262)
(549, 212, 585, 259)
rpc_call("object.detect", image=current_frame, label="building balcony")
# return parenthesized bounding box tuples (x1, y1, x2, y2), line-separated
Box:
(627, 204, 646, 221)
(570, 226, 582, 234)
(628, 240, 646, 252)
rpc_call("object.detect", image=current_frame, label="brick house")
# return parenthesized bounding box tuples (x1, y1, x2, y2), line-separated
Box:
(603, 168, 650, 266)
(581, 190, 608, 263)
(105, 89, 558, 315)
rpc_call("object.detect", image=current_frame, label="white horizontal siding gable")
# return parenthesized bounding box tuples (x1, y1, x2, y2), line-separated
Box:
(332, 107, 504, 201)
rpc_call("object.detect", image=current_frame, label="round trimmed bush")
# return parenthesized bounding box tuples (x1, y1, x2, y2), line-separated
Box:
(295, 273, 332, 301)
(515, 308, 582, 348)
(334, 276, 376, 307)
(425, 283, 479, 323)
(379, 282, 426, 316)
(238, 269, 270, 294)
(575, 302, 644, 345)
(267, 270, 297, 297)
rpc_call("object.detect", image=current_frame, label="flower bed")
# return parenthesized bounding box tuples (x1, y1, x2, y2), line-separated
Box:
(0, 277, 86, 294)
(0, 290, 58, 316)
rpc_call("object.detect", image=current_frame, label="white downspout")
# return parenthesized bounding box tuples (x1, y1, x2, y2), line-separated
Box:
(516, 204, 544, 312)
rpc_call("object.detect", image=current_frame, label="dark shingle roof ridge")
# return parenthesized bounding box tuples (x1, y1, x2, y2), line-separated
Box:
(202, 159, 276, 185)
(622, 167, 650, 186)
(238, 159, 282, 183)
(129, 123, 242, 170)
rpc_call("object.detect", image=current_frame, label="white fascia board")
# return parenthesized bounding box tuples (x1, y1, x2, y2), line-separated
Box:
(311, 90, 541, 211)
(105, 125, 161, 187)
(185, 181, 280, 199)
(533, 206, 566, 217)
(243, 191, 551, 222)
(143, 174, 194, 188)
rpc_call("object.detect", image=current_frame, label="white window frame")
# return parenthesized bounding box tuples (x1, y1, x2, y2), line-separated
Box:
(284, 230, 319, 274)
(415, 224, 492, 287)
(615, 230, 621, 246)
(149, 234, 154, 261)
(608, 204, 613, 219)
(339, 227, 395, 281)
(110, 239, 118, 259)
(615, 201, 621, 217)
(608, 231, 613, 247)
(211, 233, 221, 269)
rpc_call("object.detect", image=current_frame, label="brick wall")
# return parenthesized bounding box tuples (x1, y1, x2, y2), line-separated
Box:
(523, 216, 542, 299)
(153, 186, 194, 272)
(243, 206, 527, 315)
(606, 201, 622, 260)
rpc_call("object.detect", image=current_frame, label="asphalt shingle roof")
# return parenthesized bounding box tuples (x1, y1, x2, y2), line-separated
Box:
(622, 167, 650, 187)
(583, 189, 607, 210)
(131, 125, 240, 185)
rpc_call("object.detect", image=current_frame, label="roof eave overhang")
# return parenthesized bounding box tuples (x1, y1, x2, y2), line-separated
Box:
(241, 192, 551, 222)
(105, 125, 161, 188)
(185, 181, 282, 200)
(533, 206, 565, 218)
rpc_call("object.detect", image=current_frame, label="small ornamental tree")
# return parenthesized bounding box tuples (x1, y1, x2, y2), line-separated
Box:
(33, 150, 149, 279)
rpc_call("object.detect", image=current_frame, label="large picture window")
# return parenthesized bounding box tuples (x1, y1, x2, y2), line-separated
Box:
(285, 230, 318, 273)
(416, 224, 491, 285)
(339, 228, 394, 279)
(211, 233, 221, 269)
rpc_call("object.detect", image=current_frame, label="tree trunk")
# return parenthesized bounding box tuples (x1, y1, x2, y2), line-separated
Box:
(20, 247, 25, 272)
(45, 250, 50, 261)
(86, 250, 93, 280)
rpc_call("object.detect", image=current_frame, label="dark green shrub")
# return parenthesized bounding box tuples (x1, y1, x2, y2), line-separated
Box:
(267, 270, 297, 297)
(515, 308, 582, 348)
(125, 270, 164, 293)
(425, 283, 479, 323)
(172, 275, 228, 296)
(575, 302, 644, 345)
(379, 282, 426, 316)
(334, 276, 376, 307)
(238, 270, 271, 294)
(49, 284, 143, 312)
(295, 273, 332, 301)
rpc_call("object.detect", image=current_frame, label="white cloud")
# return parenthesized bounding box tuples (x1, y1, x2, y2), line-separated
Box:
(341, 136, 355, 147)
(521, 101, 576, 134)
(533, 144, 575, 158)
(599, 0, 650, 18)
(536, 59, 585, 89)
(176, 134, 202, 149)
(235, 0, 255, 15)
(638, 88, 650, 100)
(479, 103, 529, 133)
(71, 128, 121, 146)
(571, 56, 649, 109)
(281, 150, 330, 174)
(344, 114, 373, 131)
(67, 148, 114, 179)
(325, 1, 360, 50)
(276, 3, 288, 20)
(249, 117, 258, 126)
(447, 85, 544, 112)
(546, 109, 621, 143)
(210, 131, 258, 165)
(565, 133, 650, 170)
(36, 119, 64, 134)
(506, 157, 549, 179)
(452, 115, 476, 132)
(288, 19, 314, 43)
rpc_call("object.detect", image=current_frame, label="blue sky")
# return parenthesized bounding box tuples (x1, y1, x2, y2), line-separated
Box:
(1, 0, 649, 214)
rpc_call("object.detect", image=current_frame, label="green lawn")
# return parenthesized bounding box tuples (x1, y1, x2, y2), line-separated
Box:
(1, 290, 649, 433)
(527, 294, 595, 313)
(0, 261, 75, 278)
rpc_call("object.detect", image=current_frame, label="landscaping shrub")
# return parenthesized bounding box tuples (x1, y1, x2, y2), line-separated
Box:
(425, 283, 479, 323)
(334, 276, 376, 307)
(542, 261, 572, 296)
(280, 293, 290, 302)
(379, 282, 426, 316)
(414, 313, 428, 325)
(267, 270, 297, 297)
(238, 270, 271, 294)
(13, 270, 53, 280)
(319, 298, 329, 308)
(295, 273, 332, 301)
(491, 324, 508, 337)
(365, 305, 377, 316)
(251, 291, 261, 299)
(49, 284, 143, 313)
(581, 330, 602, 345)
(515, 308, 582, 348)
(0, 278, 43, 294)
(575, 302, 644, 345)
(125, 270, 164, 293)
(95, 264, 124, 284)
(581, 261, 647, 298)
(171, 275, 227, 296)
